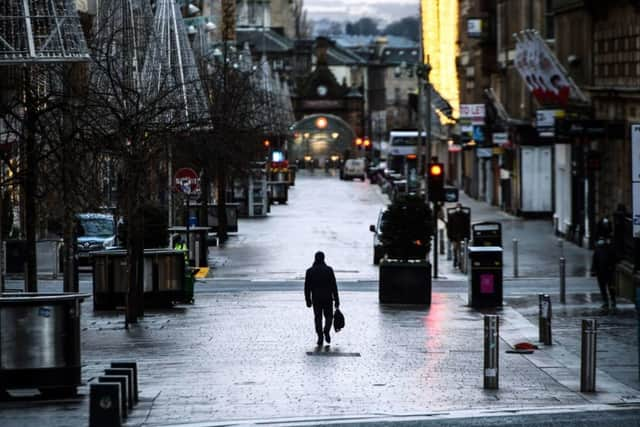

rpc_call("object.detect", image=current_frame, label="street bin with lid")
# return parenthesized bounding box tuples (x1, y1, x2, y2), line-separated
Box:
(468, 246, 503, 308)
(472, 222, 502, 247)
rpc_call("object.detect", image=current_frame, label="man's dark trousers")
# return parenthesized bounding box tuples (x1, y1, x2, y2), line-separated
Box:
(313, 302, 333, 336)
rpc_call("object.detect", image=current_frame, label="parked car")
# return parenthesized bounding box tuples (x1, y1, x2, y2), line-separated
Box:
(369, 209, 388, 265)
(76, 213, 116, 266)
(342, 158, 366, 180)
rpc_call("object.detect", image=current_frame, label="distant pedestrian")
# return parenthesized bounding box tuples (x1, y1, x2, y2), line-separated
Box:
(595, 216, 613, 241)
(304, 251, 340, 346)
(591, 239, 617, 312)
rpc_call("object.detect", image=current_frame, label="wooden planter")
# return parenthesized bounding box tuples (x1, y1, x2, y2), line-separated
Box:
(379, 259, 432, 305)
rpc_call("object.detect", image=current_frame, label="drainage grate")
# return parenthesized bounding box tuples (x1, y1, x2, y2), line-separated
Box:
(306, 351, 361, 357)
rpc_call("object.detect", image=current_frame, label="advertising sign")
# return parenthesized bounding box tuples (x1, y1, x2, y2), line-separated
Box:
(513, 30, 586, 106)
(460, 104, 486, 123)
(536, 109, 565, 138)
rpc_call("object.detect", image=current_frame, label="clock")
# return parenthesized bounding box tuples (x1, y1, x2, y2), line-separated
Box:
(316, 85, 328, 96)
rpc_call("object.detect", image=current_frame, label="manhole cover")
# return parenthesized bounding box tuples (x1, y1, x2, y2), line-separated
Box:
(306, 351, 361, 357)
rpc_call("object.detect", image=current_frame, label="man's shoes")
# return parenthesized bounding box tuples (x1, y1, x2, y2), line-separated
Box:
(324, 332, 331, 344)
(316, 335, 323, 346)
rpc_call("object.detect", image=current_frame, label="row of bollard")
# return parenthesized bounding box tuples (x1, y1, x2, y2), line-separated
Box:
(484, 310, 598, 392)
(90, 361, 139, 427)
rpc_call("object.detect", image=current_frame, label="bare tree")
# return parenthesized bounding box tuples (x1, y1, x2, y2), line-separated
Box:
(85, 0, 207, 324)
(292, 0, 312, 39)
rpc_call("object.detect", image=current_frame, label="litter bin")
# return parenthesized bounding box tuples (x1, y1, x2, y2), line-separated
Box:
(92, 249, 186, 310)
(472, 222, 502, 247)
(0, 292, 89, 396)
(468, 246, 503, 308)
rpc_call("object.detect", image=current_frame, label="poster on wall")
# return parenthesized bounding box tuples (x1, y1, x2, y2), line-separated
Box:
(632, 124, 640, 237)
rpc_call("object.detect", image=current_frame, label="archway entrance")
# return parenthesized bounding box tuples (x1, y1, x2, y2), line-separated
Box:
(289, 114, 356, 167)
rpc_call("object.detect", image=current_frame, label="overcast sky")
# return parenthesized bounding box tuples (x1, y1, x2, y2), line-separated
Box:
(305, 0, 420, 24)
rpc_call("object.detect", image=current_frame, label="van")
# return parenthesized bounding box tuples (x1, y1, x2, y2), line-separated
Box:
(342, 158, 366, 181)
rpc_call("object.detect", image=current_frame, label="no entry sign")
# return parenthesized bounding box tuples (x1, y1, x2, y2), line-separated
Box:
(174, 168, 199, 194)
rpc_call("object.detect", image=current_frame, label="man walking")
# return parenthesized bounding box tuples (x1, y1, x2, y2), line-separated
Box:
(305, 251, 340, 346)
(591, 238, 617, 312)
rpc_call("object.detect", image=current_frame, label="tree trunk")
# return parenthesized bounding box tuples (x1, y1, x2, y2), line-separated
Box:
(216, 158, 228, 243)
(125, 165, 145, 324)
(23, 69, 38, 292)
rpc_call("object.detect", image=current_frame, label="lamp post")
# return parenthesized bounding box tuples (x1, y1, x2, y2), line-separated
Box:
(416, 62, 432, 180)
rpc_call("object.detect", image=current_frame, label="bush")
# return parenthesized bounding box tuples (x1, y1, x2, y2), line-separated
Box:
(379, 194, 434, 260)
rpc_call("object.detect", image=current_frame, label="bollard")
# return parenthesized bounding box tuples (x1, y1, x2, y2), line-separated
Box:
(463, 238, 469, 274)
(557, 238, 564, 258)
(105, 368, 135, 409)
(538, 294, 552, 345)
(446, 240, 452, 261)
(580, 319, 598, 392)
(98, 376, 129, 418)
(483, 315, 499, 389)
(559, 257, 566, 304)
(439, 229, 445, 255)
(512, 238, 519, 278)
(90, 383, 122, 427)
(111, 361, 139, 403)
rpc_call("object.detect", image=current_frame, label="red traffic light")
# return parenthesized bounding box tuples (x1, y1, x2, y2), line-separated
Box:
(429, 163, 443, 176)
(355, 137, 363, 146)
(363, 138, 371, 147)
(263, 139, 270, 147)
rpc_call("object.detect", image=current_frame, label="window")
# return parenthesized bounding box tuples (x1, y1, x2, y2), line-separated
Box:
(545, 0, 555, 40)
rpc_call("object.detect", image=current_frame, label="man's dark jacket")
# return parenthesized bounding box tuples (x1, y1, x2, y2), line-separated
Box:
(304, 261, 339, 307)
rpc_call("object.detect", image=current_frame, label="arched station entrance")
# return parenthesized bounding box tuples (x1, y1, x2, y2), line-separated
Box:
(289, 114, 356, 167)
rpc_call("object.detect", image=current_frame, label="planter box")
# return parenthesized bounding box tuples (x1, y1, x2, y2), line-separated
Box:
(379, 259, 431, 304)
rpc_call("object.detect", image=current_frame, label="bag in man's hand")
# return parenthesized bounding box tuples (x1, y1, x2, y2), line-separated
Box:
(333, 308, 345, 332)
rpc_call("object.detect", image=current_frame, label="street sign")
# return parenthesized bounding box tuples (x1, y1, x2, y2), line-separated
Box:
(444, 187, 459, 203)
(174, 168, 199, 195)
(460, 104, 485, 123)
(492, 132, 509, 146)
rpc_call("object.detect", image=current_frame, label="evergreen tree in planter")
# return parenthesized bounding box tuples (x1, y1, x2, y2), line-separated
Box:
(379, 194, 434, 261)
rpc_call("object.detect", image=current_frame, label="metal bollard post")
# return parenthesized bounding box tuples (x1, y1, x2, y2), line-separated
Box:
(580, 319, 598, 392)
(512, 238, 519, 278)
(483, 315, 499, 389)
(557, 238, 564, 258)
(538, 294, 552, 345)
(559, 257, 566, 304)
(439, 229, 445, 255)
(463, 238, 469, 274)
(446, 240, 452, 261)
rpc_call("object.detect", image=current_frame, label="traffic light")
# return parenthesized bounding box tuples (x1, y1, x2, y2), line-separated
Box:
(363, 137, 371, 150)
(428, 162, 445, 202)
(263, 139, 270, 148)
(355, 137, 363, 149)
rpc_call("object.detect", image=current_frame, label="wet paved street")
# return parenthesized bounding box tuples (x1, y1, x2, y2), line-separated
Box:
(209, 170, 386, 281)
(1, 171, 638, 426)
(209, 171, 592, 282)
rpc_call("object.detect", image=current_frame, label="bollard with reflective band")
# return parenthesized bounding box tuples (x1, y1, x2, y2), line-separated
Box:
(538, 294, 552, 345)
(512, 238, 519, 278)
(559, 257, 566, 304)
(580, 319, 598, 392)
(483, 315, 499, 389)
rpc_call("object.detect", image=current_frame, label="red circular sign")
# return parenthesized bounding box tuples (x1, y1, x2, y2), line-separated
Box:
(174, 168, 199, 194)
